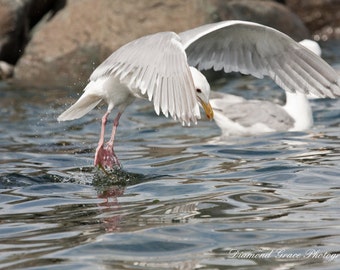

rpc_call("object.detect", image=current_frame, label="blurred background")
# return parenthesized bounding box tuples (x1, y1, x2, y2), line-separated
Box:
(0, 0, 339, 87)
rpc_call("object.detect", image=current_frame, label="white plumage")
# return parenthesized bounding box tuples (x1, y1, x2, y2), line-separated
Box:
(58, 20, 340, 169)
(210, 39, 323, 136)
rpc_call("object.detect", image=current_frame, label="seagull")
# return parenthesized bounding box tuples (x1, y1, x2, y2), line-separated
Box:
(58, 20, 340, 169)
(58, 34, 214, 169)
(210, 39, 324, 136)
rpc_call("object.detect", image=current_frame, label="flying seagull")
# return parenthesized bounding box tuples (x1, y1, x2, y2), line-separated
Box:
(58, 20, 340, 169)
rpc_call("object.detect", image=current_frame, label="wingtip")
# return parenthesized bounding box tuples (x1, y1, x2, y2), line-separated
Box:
(57, 114, 64, 122)
(57, 115, 65, 122)
(57, 111, 70, 122)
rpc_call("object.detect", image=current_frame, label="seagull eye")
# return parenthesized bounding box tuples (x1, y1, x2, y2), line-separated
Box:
(196, 89, 202, 93)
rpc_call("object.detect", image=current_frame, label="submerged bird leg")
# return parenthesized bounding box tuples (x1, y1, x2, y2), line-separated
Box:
(94, 111, 120, 169)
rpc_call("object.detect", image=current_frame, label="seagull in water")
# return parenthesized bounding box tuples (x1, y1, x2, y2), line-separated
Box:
(58, 20, 340, 169)
(210, 39, 324, 136)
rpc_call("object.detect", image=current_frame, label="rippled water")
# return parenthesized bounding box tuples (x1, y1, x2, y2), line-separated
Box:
(1, 40, 340, 270)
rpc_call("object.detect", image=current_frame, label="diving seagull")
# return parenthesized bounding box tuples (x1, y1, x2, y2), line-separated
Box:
(58, 20, 340, 169)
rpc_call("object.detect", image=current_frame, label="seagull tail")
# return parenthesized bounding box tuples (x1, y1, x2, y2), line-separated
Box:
(58, 93, 102, 121)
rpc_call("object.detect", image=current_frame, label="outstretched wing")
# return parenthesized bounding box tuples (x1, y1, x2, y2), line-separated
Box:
(179, 20, 340, 98)
(91, 32, 199, 125)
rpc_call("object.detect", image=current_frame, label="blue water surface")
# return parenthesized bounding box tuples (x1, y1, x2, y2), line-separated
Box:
(0, 40, 340, 270)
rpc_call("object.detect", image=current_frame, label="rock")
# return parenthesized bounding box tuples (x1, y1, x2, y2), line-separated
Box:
(0, 0, 65, 66)
(286, 0, 340, 40)
(211, 0, 309, 41)
(14, 0, 209, 87)
(13, 0, 309, 88)
(0, 0, 28, 65)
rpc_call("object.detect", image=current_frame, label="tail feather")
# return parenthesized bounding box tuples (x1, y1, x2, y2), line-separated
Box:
(58, 93, 102, 121)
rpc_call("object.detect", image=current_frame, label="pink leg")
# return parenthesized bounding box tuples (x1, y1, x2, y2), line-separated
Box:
(98, 112, 110, 150)
(106, 112, 122, 149)
(94, 111, 122, 169)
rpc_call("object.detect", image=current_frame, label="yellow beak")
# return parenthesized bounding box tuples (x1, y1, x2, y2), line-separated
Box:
(198, 97, 214, 120)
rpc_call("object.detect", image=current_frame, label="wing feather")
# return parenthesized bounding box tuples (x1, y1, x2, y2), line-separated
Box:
(179, 20, 340, 98)
(90, 32, 199, 125)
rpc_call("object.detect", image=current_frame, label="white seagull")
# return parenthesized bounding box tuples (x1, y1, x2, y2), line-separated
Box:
(58, 20, 340, 169)
(210, 39, 324, 136)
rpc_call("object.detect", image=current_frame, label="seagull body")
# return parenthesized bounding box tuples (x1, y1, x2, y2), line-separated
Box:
(58, 20, 340, 169)
(211, 91, 313, 136)
(210, 39, 320, 136)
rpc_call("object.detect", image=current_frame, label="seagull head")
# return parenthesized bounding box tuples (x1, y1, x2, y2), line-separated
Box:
(189, 66, 214, 120)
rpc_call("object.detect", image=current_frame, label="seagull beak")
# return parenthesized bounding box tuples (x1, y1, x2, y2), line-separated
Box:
(198, 97, 214, 120)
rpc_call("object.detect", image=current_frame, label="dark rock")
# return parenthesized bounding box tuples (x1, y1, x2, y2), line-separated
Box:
(286, 0, 340, 40)
(211, 0, 309, 41)
(0, 0, 28, 65)
(0, 0, 65, 66)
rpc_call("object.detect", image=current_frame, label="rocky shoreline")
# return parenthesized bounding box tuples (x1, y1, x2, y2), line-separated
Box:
(0, 0, 339, 87)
